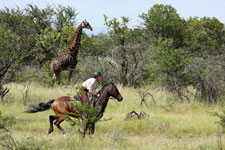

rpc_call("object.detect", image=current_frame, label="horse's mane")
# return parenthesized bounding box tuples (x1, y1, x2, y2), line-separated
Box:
(97, 82, 115, 95)
(93, 82, 114, 107)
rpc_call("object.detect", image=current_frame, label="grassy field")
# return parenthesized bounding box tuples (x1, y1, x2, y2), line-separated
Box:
(0, 82, 225, 150)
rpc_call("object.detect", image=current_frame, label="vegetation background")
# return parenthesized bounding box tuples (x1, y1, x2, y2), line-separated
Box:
(0, 4, 225, 150)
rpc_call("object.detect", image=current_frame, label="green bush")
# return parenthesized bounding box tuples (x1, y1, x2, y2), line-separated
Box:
(0, 131, 48, 150)
(212, 111, 225, 133)
(65, 102, 100, 129)
(0, 111, 16, 131)
(17, 138, 48, 150)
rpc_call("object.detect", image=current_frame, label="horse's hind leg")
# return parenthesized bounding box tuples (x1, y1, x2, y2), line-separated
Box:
(54, 117, 65, 134)
(48, 115, 56, 134)
(83, 122, 90, 138)
(87, 123, 95, 135)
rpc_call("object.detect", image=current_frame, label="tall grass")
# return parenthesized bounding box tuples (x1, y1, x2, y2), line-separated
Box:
(0, 82, 224, 150)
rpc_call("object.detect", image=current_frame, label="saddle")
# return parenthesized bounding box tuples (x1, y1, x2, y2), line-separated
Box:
(74, 94, 82, 102)
(74, 93, 98, 104)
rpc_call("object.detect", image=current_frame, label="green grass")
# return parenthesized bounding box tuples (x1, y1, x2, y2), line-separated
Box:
(0, 82, 224, 150)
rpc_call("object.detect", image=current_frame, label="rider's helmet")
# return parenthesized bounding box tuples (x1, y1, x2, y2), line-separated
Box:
(93, 72, 102, 78)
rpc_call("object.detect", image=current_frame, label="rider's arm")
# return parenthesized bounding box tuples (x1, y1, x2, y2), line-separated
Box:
(88, 89, 96, 95)
(84, 78, 97, 95)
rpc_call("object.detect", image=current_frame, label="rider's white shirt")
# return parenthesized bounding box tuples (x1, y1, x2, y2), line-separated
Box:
(82, 78, 97, 92)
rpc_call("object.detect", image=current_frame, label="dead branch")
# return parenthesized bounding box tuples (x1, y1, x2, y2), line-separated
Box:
(0, 85, 10, 103)
(217, 125, 223, 150)
(23, 81, 31, 106)
(138, 90, 156, 105)
(124, 110, 150, 121)
(16, 81, 31, 106)
(0, 130, 18, 150)
(139, 111, 150, 120)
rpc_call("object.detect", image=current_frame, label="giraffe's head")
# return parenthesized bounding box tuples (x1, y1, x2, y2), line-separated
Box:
(82, 20, 93, 31)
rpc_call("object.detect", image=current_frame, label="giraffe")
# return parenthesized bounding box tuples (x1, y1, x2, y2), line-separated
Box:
(50, 20, 93, 84)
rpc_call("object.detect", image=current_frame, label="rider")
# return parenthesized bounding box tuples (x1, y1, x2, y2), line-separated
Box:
(79, 72, 102, 103)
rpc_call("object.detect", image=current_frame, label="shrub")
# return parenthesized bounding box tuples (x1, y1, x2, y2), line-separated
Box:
(65, 102, 100, 129)
(0, 111, 15, 131)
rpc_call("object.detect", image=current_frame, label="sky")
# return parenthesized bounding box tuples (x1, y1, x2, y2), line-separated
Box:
(1, 0, 225, 34)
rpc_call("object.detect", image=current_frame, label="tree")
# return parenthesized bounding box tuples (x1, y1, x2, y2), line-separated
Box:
(0, 25, 31, 101)
(140, 4, 192, 98)
(140, 4, 225, 102)
(25, 4, 78, 69)
(55, 5, 78, 31)
(183, 17, 225, 103)
(140, 4, 186, 48)
(24, 4, 55, 34)
(153, 39, 193, 98)
(33, 23, 75, 68)
(0, 5, 79, 90)
(80, 33, 114, 57)
(104, 15, 150, 85)
(185, 17, 225, 57)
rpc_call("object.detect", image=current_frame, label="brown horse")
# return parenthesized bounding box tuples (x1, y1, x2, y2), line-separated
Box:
(25, 83, 123, 137)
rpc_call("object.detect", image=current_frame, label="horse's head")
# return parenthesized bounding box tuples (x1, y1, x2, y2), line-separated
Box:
(95, 83, 123, 114)
(108, 83, 123, 102)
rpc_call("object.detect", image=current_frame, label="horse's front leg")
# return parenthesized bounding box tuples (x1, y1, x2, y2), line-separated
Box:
(83, 123, 89, 138)
(90, 123, 95, 134)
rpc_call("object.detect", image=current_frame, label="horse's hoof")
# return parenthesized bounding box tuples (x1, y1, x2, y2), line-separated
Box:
(48, 130, 53, 134)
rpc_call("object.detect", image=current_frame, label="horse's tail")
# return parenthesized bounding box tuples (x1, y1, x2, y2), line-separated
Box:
(24, 99, 54, 113)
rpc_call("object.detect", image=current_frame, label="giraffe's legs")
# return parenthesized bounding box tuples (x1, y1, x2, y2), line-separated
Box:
(68, 69, 73, 83)
(53, 74, 56, 80)
(55, 72, 61, 85)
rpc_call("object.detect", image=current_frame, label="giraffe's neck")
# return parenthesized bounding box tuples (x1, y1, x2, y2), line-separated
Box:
(66, 23, 83, 55)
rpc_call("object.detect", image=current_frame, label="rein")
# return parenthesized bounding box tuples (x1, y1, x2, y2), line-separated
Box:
(93, 95, 99, 107)
(93, 85, 107, 107)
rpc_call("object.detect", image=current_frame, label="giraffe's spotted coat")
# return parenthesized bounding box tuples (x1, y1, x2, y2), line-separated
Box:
(50, 20, 93, 84)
